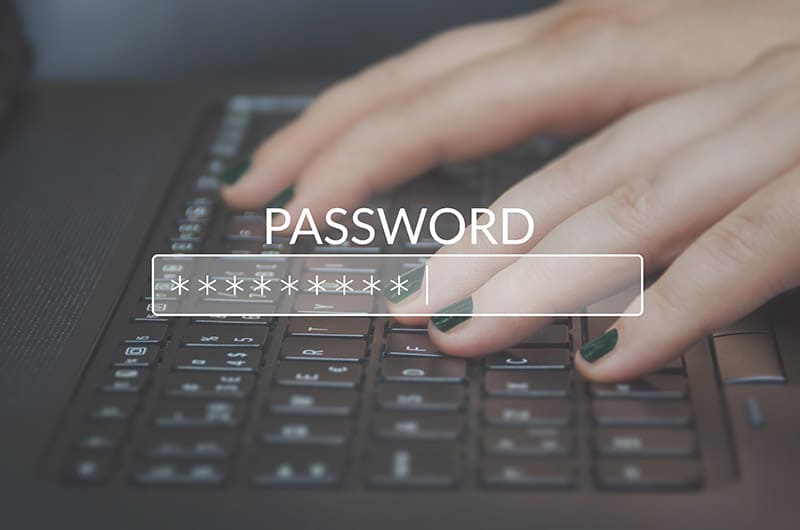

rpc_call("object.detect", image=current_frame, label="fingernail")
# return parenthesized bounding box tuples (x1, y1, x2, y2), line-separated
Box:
(431, 296, 473, 333)
(219, 155, 251, 185)
(580, 328, 618, 363)
(268, 184, 294, 209)
(385, 265, 425, 303)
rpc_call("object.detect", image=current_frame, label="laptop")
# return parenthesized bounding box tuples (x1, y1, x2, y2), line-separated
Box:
(2, 90, 799, 529)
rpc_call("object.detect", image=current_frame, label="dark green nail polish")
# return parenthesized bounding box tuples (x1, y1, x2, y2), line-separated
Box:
(384, 265, 425, 303)
(219, 155, 251, 185)
(268, 185, 294, 209)
(580, 328, 618, 363)
(431, 296, 473, 333)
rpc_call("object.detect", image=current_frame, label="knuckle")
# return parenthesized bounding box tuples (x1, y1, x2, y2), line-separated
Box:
(546, 8, 634, 48)
(700, 212, 764, 271)
(607, 179, 659, 243)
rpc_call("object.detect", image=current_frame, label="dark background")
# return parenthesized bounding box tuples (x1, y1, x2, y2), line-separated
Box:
(19, 0, 553, 80)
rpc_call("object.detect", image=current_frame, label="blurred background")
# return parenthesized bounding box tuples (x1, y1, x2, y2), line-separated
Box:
(17, 0, 553, 80)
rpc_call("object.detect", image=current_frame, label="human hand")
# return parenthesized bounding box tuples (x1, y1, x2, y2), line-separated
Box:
(221, 0, 800, 381)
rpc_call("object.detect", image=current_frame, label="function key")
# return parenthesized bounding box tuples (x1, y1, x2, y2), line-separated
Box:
(274, 361, 363, 388)
(375, 383, 464, 411)
(484, 349, 570, 371)
(182, 325, 268, 348)
(480, 457, 576, 489)
(153, 400, 244, 428)
(385, 333, 442, 358)
(593, 459, 703, 490)
(122, 322, 168, 345)
(173, 348, 261, 372)
(252, 447, 346, 487)
(133, 461, 227, 486)
(484, 371, 571, 398)
(163, 372, 255, 399)
(589, 375, 688, 400)
(111, 345, 159, 368)
(483, 399, 572, 428)
(593, 428, 696, 457)
(132, 300, 170, 323)
(267, 387, 358, 416)
(280, 337, 367, 363)
(591, 400, 692, 428)
(366, 442, 460, 488)
(381, 357, 466, 383)
(482, 428, 573, 456)
(287, 317, 371, 337)
(262, 415, 353, 446)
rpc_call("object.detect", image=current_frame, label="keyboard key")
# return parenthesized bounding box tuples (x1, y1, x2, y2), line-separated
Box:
(481, 457, 576, 488)
(274, 361, 362, 388)
(73, 423, 127, 451)
(594, 459, 703, 490)
(122, 322, 168, 345)
(658, 356, 685, 374)
(484, 371, 571, 398)
(589, 375, 688, 400)
(287, 317, 370, 337)
(375, 383, 464, 411)
(133, 461, 227, 486)
(280, 337, 367, 362)
(163, 372, 255, 399)
(267, 388, 358, 416)
(252, 448, 346, 487)
(305, 257, 380, 273)
(385, 333, 441, 357)
(192, 315, 271, 326)
(293, 294, 374, 314)
(153, 400, 244, 428)
(64, 453, 114, 484)
(593, 429, 696, 457)
(87, 395, 139, 422)
(483, 399, 572, 428)
(389, 321, 428, 333)
(366, 442, 459, 488)
(173, 348, 261, 372)
(519, 324, 571, 347)
(591, 400, 692, 428)
(484, 348, 570, 371)
(141, 430, 238, 459)
(482, 428, 574, 456)
(713, 333, 786, 384)
(132, 300, 170, 322)
(225, 215, 266, 240)
(111, 345, 159, 368)
(99, 368, 150, 393)
(372, 412, 464, 440)
(262, 415, 353, 446)
(182, 325, 267, 348)
(381, 357, 466, 383)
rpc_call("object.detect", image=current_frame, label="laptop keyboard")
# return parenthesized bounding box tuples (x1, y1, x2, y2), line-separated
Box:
(52, 96, 706, 491)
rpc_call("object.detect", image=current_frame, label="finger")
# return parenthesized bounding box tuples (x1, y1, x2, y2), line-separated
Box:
(576, 165, 800, 382)
(424, 60, 800, 353)
(392, 62, 781, 323)
(220, 7, 569, 209)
